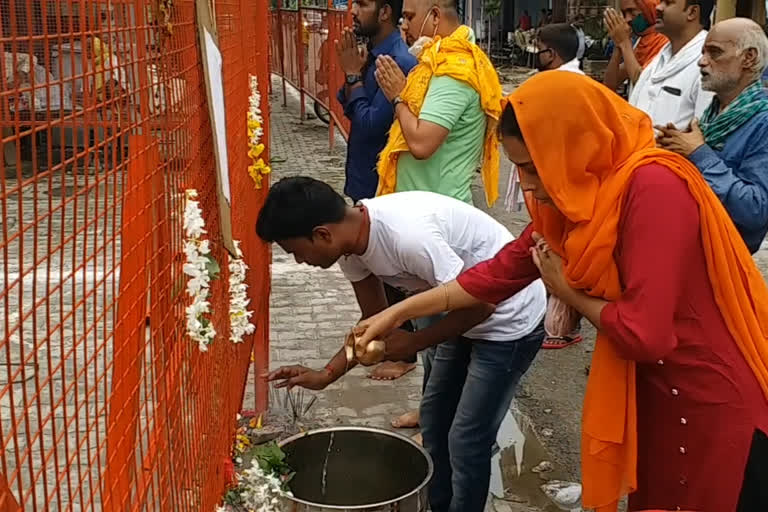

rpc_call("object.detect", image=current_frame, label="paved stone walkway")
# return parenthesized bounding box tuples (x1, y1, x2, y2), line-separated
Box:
(1, 165, 117, 510)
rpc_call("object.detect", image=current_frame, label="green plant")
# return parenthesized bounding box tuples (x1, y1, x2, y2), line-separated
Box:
(485, 0, 501, 19)
(252, 441, 295, 489)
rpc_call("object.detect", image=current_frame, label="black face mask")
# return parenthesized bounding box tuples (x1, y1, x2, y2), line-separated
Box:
(535, 48, 555, 71)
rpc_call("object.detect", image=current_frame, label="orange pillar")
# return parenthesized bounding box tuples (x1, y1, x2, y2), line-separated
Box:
(297, 4, 307, 120)
(103, 135, 156, 511)
(254, 0, 272, 415)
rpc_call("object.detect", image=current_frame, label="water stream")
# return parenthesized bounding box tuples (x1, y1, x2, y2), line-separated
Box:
(320, 431, 335, 496)
(319, 343, 351, 496)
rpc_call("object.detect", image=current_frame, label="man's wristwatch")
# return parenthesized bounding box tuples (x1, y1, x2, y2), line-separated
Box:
(346, 74, 363, 85)
(392, 95, 404, 108)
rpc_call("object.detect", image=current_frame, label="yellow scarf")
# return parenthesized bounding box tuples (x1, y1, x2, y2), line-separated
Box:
(376, 25, 502, 206)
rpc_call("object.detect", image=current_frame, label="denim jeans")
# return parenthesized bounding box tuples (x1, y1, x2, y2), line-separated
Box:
(419, 322, 545, 512)
(412, 315, 442, 390)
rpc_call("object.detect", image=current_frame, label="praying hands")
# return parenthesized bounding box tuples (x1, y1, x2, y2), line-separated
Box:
(604, 8, 632, 47)
(374, 55, 407, 102)
(530, 233, 572, 300)
(335, 27, 367, 76)
(656, 119, 706, 157)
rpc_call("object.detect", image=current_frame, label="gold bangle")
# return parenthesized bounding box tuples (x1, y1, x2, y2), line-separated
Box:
(443, 283, 450, 311)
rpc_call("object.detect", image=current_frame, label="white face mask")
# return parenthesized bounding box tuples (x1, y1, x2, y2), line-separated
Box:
(408, 8, 438, 57)
(408, 36, 433, 56)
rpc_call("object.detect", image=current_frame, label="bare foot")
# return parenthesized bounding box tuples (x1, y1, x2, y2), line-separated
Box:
(367, 361, 416, 380)
(391, 410, 419, 429)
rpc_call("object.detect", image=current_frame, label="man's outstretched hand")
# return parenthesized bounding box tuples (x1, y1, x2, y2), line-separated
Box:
(265, 365, 332, 390)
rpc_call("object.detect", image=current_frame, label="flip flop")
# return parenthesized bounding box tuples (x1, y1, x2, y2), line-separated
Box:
(542, 334, 583, 350)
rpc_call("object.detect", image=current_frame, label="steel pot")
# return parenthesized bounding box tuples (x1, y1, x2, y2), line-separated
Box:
(279, 426, 433, 511)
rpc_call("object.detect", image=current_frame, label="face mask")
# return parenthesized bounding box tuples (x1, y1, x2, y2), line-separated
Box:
(408, 36, 433, 56)
(408, 8, 438, 57)
(630, 13, 652, 34)
(535, 49, 555, 71)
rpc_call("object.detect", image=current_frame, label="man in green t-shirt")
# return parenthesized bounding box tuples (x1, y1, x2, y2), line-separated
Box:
(395, 73, 486, 204)
(375, 0, 492, 205)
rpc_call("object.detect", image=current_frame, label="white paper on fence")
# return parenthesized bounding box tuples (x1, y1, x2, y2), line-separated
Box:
(203, 27, 231, 204)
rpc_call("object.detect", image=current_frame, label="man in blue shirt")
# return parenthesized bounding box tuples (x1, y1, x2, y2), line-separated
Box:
(335, 0, 417, 201)
(336, 0, 419, 390)
(657, 18, 768, 254)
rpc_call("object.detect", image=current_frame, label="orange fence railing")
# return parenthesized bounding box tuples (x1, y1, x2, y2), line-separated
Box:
(0, 0, 271, 508)
(270, 1, 351, 143)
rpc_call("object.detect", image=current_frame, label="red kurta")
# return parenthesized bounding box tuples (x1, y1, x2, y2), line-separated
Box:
(457, 165, 768, 511)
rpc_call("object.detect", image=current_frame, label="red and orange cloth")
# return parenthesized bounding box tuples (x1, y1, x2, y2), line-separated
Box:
(503, 72, 768, 511)
(634, 0, 668, 67)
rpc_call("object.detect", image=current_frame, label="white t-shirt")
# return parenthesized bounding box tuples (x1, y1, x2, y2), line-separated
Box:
(629, 30, 713, 129)
(338, 192, 547, 341)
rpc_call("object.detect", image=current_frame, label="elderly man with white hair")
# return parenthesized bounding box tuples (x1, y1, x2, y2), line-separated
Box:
(658, 17, 768, 255)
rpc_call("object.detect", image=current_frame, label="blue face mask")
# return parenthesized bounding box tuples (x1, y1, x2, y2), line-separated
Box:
(630, 13, 652, 35)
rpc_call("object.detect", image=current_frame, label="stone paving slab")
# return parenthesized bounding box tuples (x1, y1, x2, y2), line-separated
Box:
(0, 168, 121, 510)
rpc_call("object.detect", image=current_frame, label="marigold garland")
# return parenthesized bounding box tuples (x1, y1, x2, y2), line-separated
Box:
(248, 75, 271, 189)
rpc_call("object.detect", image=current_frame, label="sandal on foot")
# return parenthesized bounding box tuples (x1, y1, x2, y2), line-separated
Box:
(542, 334, 583, 350)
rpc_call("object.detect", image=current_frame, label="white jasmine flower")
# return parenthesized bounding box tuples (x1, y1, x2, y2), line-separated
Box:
(235, 460, 291, 511)
(228, 241, 255, 344)
(183, 188, 217, 351)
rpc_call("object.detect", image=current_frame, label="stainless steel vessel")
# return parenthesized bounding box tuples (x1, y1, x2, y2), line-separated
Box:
(279, 426, 433, 511)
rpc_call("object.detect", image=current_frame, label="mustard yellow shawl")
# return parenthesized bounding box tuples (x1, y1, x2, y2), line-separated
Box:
(376, 25, 503, 206)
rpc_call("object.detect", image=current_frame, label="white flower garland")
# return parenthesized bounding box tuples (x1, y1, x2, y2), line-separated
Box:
(228, 240, 255, 344)
(247, 74, 271, 189)
(216, 460, 291, 512)
(183, 189, 216, 351)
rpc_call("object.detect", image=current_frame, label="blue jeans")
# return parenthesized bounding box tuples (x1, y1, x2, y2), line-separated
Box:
(420, 323, 545, 512)
(412, 315, 442, 390)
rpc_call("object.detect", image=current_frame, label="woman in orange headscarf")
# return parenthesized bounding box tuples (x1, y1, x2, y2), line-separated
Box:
(353, 72, 768, 511)
(603, 0, 668, 93)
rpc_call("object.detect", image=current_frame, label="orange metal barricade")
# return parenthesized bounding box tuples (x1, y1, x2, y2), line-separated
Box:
(326, 8, 350, 137)
(0, 0, 271, 508)
(270, 1, 351, 142)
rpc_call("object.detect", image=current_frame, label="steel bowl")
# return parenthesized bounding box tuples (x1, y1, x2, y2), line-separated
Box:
(279, 426, 433, 511)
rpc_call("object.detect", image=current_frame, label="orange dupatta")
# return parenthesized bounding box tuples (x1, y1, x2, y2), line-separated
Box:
(504, 72, 768, 511)
(633, 0, 668, 67)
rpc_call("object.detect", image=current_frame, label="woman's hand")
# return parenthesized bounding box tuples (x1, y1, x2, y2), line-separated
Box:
(354, 307, 402, 355)
(531, 233, 610, 329)
(530, 232, 574, 300)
